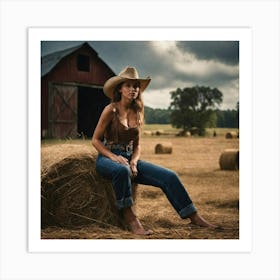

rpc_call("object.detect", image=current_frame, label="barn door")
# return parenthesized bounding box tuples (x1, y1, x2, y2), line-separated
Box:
(49, 84, 78, 138)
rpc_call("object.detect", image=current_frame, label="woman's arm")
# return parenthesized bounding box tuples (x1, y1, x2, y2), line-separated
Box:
(92, 104, 129, 165)
(130, 109, 142, 166)
(130, 135, 141, 176)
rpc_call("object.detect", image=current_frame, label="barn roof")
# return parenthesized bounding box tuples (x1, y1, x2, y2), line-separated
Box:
(41, 42, 98, 77)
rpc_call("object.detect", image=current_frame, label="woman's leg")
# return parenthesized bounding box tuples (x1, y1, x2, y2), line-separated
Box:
(121, 207, 153, 235)
(96, 154, 133, 209)
(135, 160, 218, 228)
(96, 154, 152, 234)
(135, 160, 196, 217)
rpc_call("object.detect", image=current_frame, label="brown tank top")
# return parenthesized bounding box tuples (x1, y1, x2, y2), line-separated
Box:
(104, 103, 140, 146)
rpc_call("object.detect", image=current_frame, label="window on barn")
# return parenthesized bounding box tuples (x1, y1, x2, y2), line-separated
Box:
(77, 54, 90, 72)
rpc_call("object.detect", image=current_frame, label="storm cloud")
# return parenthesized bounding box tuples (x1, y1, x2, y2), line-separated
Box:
(176, 41, 239, 65)
(41, 40, 239, 109)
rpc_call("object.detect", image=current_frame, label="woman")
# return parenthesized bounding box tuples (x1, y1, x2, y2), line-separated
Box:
(92, 66, 219, 235)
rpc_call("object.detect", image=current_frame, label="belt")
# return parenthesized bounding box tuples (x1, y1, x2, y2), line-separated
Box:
(105, 143, 133, 153)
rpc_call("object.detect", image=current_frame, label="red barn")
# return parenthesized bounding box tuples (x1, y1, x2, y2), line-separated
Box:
(41, 42, 115, 139)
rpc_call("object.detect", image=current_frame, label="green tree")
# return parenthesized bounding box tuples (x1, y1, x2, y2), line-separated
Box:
(215, 107, 239, 128)
(144, 106, 171, 124)
(169, 86, 223, 135)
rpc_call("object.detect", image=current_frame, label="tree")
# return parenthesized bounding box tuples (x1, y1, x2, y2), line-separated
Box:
(144, 106, 171, 124)
(169, 86, 223, 135)
(215, 103, 239, 128)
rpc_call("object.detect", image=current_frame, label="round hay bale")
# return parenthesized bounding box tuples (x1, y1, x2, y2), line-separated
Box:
(176, 130, 191, 137)
(154, 142, 173, 154)
(155, 129, 165, 136)
(41, 153, 137, 229)
(225, 131, 238, 139)
(41, 144, 95, 175)
(185, 131, 191, 137)
(219, 149, 239, 170)
(143, 130, 152, 136)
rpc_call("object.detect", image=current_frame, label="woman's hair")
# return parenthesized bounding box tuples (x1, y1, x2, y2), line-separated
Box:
(112, 81, 144, 126)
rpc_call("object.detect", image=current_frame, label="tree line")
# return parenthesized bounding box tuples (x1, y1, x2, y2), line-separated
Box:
(144, 86, 239, 134)
(145, 107, 239, 128)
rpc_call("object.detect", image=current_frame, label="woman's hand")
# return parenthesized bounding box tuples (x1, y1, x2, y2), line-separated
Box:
(130, 161, 138, 177)
(111, 154, 129, 165)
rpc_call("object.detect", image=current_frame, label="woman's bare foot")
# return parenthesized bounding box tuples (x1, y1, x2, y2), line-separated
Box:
(128, 218, 153, 235)
(188, 212, 223, 229)
(122, 207, 153, 235)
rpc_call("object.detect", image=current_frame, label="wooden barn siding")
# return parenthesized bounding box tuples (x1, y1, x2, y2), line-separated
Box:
(45, 48, 114, 84)
(41, 79, 49, 134)
(41, 45, 115, 136)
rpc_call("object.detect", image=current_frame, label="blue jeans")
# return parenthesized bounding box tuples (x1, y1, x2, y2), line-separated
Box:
(95, 149, 197, 219)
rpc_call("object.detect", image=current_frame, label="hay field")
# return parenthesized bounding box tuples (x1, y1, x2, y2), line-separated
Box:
(41, 130, 239, 239)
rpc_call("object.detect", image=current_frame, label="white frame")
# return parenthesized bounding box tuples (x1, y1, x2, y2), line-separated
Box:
(28, 27, 252, 253)
(1, 1, 279, 279)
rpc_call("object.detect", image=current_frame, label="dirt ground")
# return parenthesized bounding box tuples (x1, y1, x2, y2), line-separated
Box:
(41, 134, 239, 239)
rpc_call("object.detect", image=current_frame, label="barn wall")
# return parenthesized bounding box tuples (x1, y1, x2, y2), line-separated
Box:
(41, 79, 49, 137)
(41, 44, 115, 139)
(45, 45, 114, 85)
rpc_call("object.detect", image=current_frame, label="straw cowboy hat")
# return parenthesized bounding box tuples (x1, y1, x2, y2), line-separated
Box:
(103, 66, 151, 99)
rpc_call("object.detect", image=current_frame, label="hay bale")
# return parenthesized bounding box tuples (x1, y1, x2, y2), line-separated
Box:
(155, 142, 173, 154)
(225, 131, 238, 139)
(219, 149, 239, 170)
(41, 144, 95, 174)
(176, 130, 191, 137)
(41, 152, 137, 229)
(143, 130, 152, 136)
(154, 130, 165, 136)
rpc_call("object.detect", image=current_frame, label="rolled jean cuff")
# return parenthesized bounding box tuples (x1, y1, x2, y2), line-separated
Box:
(179, 203, 197, 218)
(115, 197, 134, 209)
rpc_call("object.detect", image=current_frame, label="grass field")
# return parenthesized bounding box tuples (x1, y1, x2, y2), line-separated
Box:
(143, 124, 238, 136)
(41, 125, 239, 239)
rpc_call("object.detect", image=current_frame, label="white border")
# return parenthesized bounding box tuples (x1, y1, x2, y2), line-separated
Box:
(1, 1, 279, 279)
(28, 27, 252, 253)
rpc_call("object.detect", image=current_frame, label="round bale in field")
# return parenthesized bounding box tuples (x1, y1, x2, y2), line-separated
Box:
(41, 152, 137, 229)
(155, 129, 165, 136)
(176, 130, 191, 137)
(155, 142, 173, 154)
(219, 149, 239, 170)
(143, 130, 152, 136)
(225, 131, 238, 139)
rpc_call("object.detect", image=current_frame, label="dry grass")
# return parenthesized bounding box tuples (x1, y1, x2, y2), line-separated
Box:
(41, 134, 239, 239)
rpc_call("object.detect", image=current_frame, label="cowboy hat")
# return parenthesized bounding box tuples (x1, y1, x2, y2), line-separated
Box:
(103, 66, 151, 99)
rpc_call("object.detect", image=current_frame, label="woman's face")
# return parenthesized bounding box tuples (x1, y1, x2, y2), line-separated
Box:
(119, 80, 140, 100)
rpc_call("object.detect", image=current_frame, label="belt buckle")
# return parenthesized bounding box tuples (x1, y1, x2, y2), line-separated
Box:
(126, 143, 133, 153)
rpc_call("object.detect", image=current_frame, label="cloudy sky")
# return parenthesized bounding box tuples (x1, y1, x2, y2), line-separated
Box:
(41, 41, 239, 110)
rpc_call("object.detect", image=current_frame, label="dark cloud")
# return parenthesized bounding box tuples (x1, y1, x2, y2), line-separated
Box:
(172, 66, 239, 89)
(41, 40, 160, 75)
(176, 41, 239, 65)
(90, 41, 174, 80)
(90, 41, 154, 74)
(90, 41, 182, 90)
(41, 40, 239, 109)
